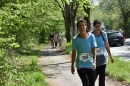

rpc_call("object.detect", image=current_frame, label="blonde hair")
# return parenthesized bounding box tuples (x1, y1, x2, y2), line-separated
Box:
(119, 29, 123, 34)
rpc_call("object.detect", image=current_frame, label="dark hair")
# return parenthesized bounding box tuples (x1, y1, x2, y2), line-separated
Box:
(93, 19, 101, 26)
(77, 19, 87, 27)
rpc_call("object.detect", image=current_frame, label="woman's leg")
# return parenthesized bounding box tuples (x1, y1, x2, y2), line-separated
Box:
(51, 40, 54, 48)
(59, 39, 62, 47)
(95, 66, 99, 81)
(77, 68, 89, 86)
(55, 42, 57, 47)
(87, 69, 95, 86)
(98, 65, 106, 86)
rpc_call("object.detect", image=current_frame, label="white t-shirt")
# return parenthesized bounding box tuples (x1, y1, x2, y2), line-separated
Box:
(57, 33, 62, 40)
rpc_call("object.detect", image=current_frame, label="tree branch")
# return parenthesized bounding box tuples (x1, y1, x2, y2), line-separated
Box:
(73, 2, 79, 21)
(61, 0, 65, 11)
(54, 0, 65, 14)
(54, 0, 65, 17)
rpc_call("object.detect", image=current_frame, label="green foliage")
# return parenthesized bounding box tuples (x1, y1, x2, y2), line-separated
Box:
(0, 0, 64, 85)
(75, 0, 92, 19)
(0, 43, 48, 86)
(1, 3, 35, 48)
(0, 0, 64, 49)
(91, 0, 130, 36)
(91, 4, 120, 30)
(0, 55, 5, 85)
(0, 0, 38, 7)
(21, 72, 48, 86)
(62, 40, 72, 54)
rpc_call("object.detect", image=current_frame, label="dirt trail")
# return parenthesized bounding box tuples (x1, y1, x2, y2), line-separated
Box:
(38, 45, 127, 86)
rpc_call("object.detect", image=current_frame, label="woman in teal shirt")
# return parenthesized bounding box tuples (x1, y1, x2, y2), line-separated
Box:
(71, 19, 97, 86)
(92, 19, 114, 86)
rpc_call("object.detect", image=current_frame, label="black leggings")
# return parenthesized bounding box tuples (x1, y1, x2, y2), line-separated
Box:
(95, 64, 106, 86)
(55, 42, 57, 47)
(77, 68, 95, 86)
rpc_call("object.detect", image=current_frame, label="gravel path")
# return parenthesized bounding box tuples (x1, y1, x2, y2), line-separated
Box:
(38, 45, 128, 86)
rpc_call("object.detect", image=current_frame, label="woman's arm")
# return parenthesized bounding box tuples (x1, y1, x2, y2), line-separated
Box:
(92, 48, 96, 71)
(104, 42, 114, 63)
(71, 50, 76, 74)
(92, 48, 96, 64)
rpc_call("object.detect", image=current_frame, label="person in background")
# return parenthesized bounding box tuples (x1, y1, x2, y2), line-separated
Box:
(92, 19, 114, 86)
(53, 33, 58, 48)
(71, 19, 97, 86)
(49, 32, 54, 48)
(119, 28, 126, 40)
(57, 32, 63, 47)
(118, 28, 123, 35)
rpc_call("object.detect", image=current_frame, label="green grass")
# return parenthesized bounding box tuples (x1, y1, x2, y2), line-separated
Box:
(62, 41, 72, 54)
(62, 41, 130, 85)
(106, 57, 130, 84)
(21, 72, 48, 86)
(3, 43, 49, 86)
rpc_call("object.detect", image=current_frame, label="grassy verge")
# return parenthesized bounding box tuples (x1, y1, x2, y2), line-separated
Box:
(106, 57, 130, 84)
(62, 41, 130, 85)
(4, 43, 48, 86)
(62, 42, 72, 54)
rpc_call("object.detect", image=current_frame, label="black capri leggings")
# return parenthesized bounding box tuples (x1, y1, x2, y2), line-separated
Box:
(77, 68, 95, 86)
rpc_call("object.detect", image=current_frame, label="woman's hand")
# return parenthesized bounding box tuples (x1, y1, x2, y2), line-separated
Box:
(92, 63, 96, 71)
(111, 57, 114, 63)
(71, 66, 75, 74)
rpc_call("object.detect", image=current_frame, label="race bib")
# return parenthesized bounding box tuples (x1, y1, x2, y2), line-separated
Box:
(96, 48, 103, 56)
(79, 53, 91, 62)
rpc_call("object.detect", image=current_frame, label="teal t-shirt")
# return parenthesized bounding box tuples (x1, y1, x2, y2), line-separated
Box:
(94, 31, 108, 56)
(91, 31, 109, 66)
(72, 32, 97, 69)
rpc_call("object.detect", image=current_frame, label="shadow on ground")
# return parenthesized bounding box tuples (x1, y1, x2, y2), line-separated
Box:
(39, 49, 68, 57)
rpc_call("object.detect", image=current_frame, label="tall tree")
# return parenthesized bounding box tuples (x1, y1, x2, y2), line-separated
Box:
(98, 0, 130, 37)
(98, 0, 120, 30)
(83, 1, 91, 31)
(117, 0, 130, 37)
(54, 0, 91, 42)
(54, 0, 79, 42)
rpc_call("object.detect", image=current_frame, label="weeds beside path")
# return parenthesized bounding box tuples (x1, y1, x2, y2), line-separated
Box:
(38, 45, 128, 86)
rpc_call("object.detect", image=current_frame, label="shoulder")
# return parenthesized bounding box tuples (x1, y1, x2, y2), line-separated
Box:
(101, 31, 107, 35)
(72, 35, 78, 39)
(89, 30, 94, 33)
(72, 35, 78, 44)
(88, 32, 95, 37)
(72, 35, 79, 41)
(102, 31, 106, 34)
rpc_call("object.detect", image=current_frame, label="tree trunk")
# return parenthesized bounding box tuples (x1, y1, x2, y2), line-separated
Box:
(54, 1, 79, 42)
(123, 15, 129, 37)
(65, 20, 71, 42)
(83, 6, 91, 32)
(71, 2, 79, 37)
(64, 3, 71, 42)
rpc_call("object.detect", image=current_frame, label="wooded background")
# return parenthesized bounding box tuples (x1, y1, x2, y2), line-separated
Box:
(0, 0, 130, 85)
